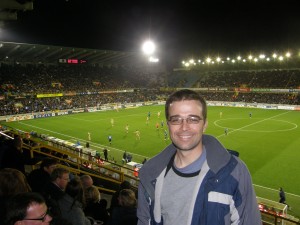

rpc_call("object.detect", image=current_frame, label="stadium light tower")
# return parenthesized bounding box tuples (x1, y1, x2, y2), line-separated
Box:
(142, 40, 156, 55)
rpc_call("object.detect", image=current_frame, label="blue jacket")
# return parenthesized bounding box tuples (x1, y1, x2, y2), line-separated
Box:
(137, 135, 262, 225)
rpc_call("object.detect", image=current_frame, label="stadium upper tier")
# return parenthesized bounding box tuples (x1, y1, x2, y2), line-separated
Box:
(0, 63, 300, 116)
(1, 64, 300, 92)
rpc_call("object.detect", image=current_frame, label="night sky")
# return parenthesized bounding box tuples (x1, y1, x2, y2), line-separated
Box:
(0, 0, 300, 62)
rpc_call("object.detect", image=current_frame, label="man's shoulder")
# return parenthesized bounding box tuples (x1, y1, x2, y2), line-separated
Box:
(44, 182, 64, 199)
(139, 144, 175, 177)
(28, 168, 46, 176)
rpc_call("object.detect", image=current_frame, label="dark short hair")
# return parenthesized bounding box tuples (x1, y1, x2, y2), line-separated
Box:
(165, 89, 207, 121)
(5, 192, 46, 225)
(65, 176, 84, 206)
(120, 180, 131, 190)
(40, 157, 58, 169)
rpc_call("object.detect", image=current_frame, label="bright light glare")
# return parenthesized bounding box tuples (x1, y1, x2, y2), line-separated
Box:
(142, 40, 155, 55)
(149, 56, 159, 63)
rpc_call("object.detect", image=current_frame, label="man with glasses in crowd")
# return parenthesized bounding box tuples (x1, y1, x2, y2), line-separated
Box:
(5, 192, 52, 225)
(137, 89, 262, 225)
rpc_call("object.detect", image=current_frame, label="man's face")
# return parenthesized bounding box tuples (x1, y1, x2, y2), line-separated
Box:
(167, 100, 207, 152)
(18, 202, 52, 225)
(82, 176, 93, 189)
(56, 172, 70, 190)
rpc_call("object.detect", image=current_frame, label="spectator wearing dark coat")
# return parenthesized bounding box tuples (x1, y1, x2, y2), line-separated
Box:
(84, 185, 109, 225)
(109, 180, 132, 213)
(109, 189, 138, 225)
(58, 176, 91, 225)
(41, 167, 69, 220)
(27, 157, 58, 193)
(0, 137, 26, 174)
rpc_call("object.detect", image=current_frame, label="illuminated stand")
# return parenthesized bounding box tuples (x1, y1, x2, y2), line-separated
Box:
(257, 197, 288, 225)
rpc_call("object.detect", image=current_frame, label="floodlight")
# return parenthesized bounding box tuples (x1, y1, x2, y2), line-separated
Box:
(142, 40, 155, 55)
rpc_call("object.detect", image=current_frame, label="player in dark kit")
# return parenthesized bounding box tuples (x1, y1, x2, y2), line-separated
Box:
(108, 135, 112, 145)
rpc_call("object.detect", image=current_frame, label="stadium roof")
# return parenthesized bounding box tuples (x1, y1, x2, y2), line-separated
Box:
(0, 41, 148, 67)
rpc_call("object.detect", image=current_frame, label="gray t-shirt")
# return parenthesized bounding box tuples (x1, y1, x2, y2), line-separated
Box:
(161, 148, 207, 225)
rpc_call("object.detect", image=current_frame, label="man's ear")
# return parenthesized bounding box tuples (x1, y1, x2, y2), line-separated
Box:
(203, 120, 208, 132)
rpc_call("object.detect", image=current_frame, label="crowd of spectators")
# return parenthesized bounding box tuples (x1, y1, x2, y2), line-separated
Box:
(193, 69, 300, 89)
(0, 127, 140, 225)
(0, 64, 165, 94)
(0, 64, 299, 116)
(0, 146, 137, 225)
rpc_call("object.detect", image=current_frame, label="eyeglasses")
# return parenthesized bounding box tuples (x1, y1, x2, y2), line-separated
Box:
(168, 116, 202, 125)
(23, 211, 50, 222)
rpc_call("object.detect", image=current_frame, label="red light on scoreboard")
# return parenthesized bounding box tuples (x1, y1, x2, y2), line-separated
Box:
(67, 59, 78, 64)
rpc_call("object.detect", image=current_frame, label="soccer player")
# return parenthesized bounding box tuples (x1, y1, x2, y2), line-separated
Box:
(125, 124, 129, 134)
(225, 128, 228, 135)
(108, 135, 112, 145)
(155, 122, 159, 130)
(111, 118, 114, 127)
(88, 132, 91, 141)
(164, 129, 168, 141)
(160, 120, 164, 129)
(134, 130, 141, 140)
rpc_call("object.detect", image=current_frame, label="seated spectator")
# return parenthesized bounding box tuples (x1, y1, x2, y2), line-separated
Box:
(0, 168, 31, 225)
(80, 174, 94, 189)
(5, 192, 52, 225)
(27, 158, 59, 193)
(0, 136, 27, 174)
(84, 185, 109, 225)
(109, 189, 138, 225)
(58, 176, 91, 225)
(109, 180, 131, 213)
(42, 167, 69, 219)
(0, 168, 31, 196)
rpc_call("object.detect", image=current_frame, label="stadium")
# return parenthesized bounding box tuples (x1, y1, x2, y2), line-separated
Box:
(0, 1, 300, 225)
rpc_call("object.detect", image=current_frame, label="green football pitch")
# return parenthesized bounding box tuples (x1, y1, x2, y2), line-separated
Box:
(2, 105, 300, 217)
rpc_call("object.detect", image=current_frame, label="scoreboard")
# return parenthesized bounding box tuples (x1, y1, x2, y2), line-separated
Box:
(58, 59, 87, 64)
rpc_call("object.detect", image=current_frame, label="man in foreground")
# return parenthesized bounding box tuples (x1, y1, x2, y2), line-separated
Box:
(137, 89, 262, 225)
(5, 192, 52, 225)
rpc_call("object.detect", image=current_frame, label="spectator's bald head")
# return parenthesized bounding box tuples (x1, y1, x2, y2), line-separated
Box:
(80, 174, 93, 189)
